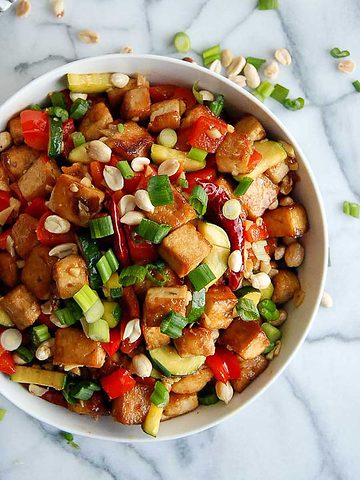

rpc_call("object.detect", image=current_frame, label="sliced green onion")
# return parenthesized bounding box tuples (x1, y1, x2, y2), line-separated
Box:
(60, 431, 80, 449)
(160, 311, 187, 339)
(254, 81, 274, 102)
(29, 104, 42, 111)
(202, 45, 221, 66)
(96, 256, 112, 284)
(116, 160, 134, 179)
(198, 384, 219, 405)
(283, 97, 305, 111)
(77, 233, 102, 290)
(69, 98, 90, 120)
(88, 318, 109, 342)
(343, 201, 360, 219)
(258, 299, 280, 322)
(72, 131, 86, 148)
(71, 380, 101, 401)
(89, 215, 114, 239)
(188, 147, 208, 162)
(73, 284, 98, 312)
(84, 298, 104, 324)
(257, 0, 279, 9)
(353, 80, 360, 92)
(150, 381, 170, 408)
(105, 248, 119, 272)
(234, 176, 253, 196)
(173, 32, 191, 53)
(48, 106, 69, 122)
(0, 408, 6, 422)
(117, 123, 125, 134)
(147, 175, 174, 206)
(188, 264, 216, 291)
(178, 177, 188, 189)
(187, 288, 206, 323)
(236, 297, 259, 321)
(136, 218, 171, 244)
(189, 185, 208, 216)
(209, 94, 224, 116)
(55, 299, 83, 326)
(246, 57, 266, 70)
(48, 116, 63, 158)
(31, 325, 51, 347)
(330, 47, 350, 58)
(119, 265, 147, 286)
(15, 345, 34, 363)
(145, 263, 169, 287)
(263, 343, 275, 354)
(192, 81, 204, 105)
(261, 322, 282, 343)
(235, 286, 260, 298)
(271, 83, 290, 104)
(50, 91, 67, 109)
(158, 128, 178, 148)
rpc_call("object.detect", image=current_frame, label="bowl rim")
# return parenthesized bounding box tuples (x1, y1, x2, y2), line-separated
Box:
(0, 53, 328, 442)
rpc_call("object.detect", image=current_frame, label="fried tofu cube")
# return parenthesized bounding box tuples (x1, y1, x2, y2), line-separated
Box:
(219, 319, 270, 359)
(231, 355, 269, 393)
(234, 115, 266, 142)
(216, 132, 253, 176)
(262, 203, 308, 238)
(107, 78, 149, 109)
(265, 160, 289, 184)
(79, 102, 113, 141)
(0, 284, 40, 330)
(180, 105, 212, 129)
(21, 245, 57, 300)
(142, 325, 171, 350)
(61, 162, 89, 179)
(239, 174, 278, 220)
(69, 392, 109, 417)
(48, 174, 105, 227)
(11, 213, 38, 258)
(53, 327, 105, 368)
(172, 366, 213, 394)
(18, 157, 61, 201)
(272, 269, 300, 304)
(112, 384, 152, 425)
(0, 252, 18, 288)
(8, 116, 23, 145)
(105, 121, 153, 160)
(53, 254, 88, 299)
(121, 87, 151, 121)
(162, 393, 198, 420)
(146, 187, 197, 230)
(1, 145, 38, 181)
(143, 286, 189, 327)
(159, 223, 211, 278)
(201, 285, 237, 329)
(0, 163, 10, 192)
(174, 326, 215, 358)
(148, 99, 185, 133)
(134, 266, 181, 299)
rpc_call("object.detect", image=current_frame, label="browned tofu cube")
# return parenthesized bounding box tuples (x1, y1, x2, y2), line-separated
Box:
(234, 115, 266, 142)
(202, 285, 237, 329)
(21, 245, 57, 300)
(265, 160, 289, 184)
(18, 157, 60, 201)
(216, 132, 253, 176)
(172, 366, 213, 394)
(48, 174, 105, 226)
(146, 187, 197, 230)
(162, 393, 198, 419)
(0, 163, 10, 192)
(180, 105, 212, 129)
(215, 177, 237, 200)
(105, 121, 153, 160)
(272, 269, 300, 304)
(174, 326, 215, 358)
(121, 87, 151, 121)
(239, 174, 278, 220)
(142, 325, 170, 350)
(159, 224, 211, 278)
(112, 384, 152, 425)
(1, 145, 38, 181)
(148, 99, 185, 133)
(262, 204, 308, 238)
(231, 355, 269, 393)
(69, 392, 109, 417)
(0, 252, 18, 288)
(134, 266, 181, 300)
(0, 284, 40, 330)
(53, 254, 88, 299)
(220, 319, 270, 359)
(61, 162, 89, 179)
(11, 213, 38, 258)
(8, 116, 24, 145)
(54, 328, 105, 367)
(79, 102, 113, 141)
(143, 286, 189, 327)
(107, 78, 149, 109)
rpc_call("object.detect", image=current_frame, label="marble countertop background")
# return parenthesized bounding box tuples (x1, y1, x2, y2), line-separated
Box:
(0, 1, 359, 479)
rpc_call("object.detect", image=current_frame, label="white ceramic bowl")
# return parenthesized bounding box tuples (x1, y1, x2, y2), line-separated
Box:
(0, 54, 327, 442)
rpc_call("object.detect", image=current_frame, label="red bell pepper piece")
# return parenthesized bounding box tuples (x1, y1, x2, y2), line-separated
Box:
(89, 161, 105, 190)
(36, 212, 75, 247)
(122, 172, 142, 194)
(149, 85, 176, 102)
(20, 110, 49, 151)
(244, 222, 269, 243)
(0, 350, 16, 375)
(184, 167, 217, 194)
(136, 164, 157, 190)
(100, 368, 136, 399)
(175, 126, 191, 152)
(172, 86, 197, 110)
(0, 191, 10, 212)
(247, 149, 262, 170)
(107, 198, 130, 268)
(123, 225, 158, 266)
(101, 327, 122, 357)
(0, 228, 12, 250)
(199, 181, 244, 290)
(24, 197, 48, 219)
(206, 347, 240, 383)
(188, 116, 227, 153)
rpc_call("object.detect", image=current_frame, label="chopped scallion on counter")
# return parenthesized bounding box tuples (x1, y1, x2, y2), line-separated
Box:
(119, 265, 147, 286)
(69, 98, 89, 120)
(202, 45, 221, 66)
(234, 176, 253, 196)
(117, 160, 134, 179)
(60, 431, 80, 449)
(283, 97, 305, 111)
(173, 32, 191, 53)
(353, 80, 360, 92)
(117, 123, 125, 133)
(150, 381, 170, 408)
(188, 264, 216, 291)
(257, 0, 279, 9)
(343, 201, 360, 219)
(89, 215, 114, 239)
(189, 185, 208, 216)
(160, 311, 187, 339)
(330, 47, 350, 58)
(72, 131, 86, 148)
(246, 57, 266, 70)
(188, 147, 207, 162)
(0, 408, 6, 422)
(253, 80, 274, 102)
(136, 218, 171, 244)
(147, 175, 174, 206)
(31, 324, 51, 347)
(209, 94, 225, 116)
(271, 83, 290, 104)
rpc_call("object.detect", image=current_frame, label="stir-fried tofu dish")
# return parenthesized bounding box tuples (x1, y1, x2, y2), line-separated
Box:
(0, 72, 308, 437)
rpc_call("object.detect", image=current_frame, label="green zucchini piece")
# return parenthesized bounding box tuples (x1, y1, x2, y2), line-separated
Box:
(11, 366, 66, 390)
(149, 345, 205, 377)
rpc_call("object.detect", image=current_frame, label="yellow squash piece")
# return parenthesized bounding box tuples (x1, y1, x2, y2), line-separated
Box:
(151, 144, 206, 172)
(142, 403, 164, 437)
(67, 73, 113, 94)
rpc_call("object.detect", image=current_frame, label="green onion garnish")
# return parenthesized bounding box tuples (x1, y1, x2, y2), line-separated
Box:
(69, 98, 89, 120)
(173, 31, 191, 53)
(198, 384, 219, 405)
(136, 218, 171, 244)
(73, 284, 98, 312)
(234, 176, 253, 196)
(283, 97, 305, 111)
(29, 104, 42, 111)
(145, 262, 169, 287)
(89, 215, 114, 239)
(353, 80, 360, 93)
(84, 299, 105, 325)
(60, 431, 80, 449)
(158, 128, 178, 148)
(55, 299, 83, 326)
(209, 94, 225, 116)
(71, 380, 101, 401)
(246, 57, 266, 70)
(0, 408, 6, 422)
(119, 265, 147, 286)
(15, 346, 34, 363)
(258, 299, 280, 322)
(96, 255, 113, 284)
(105, 248, 119, 272)
(117, 123, 125, 133)
(147, 175, 174, 207)
(192, 81, 204, 105)
(72, 131, 85, 148)
(31, 324, 51, 347)
(189, 185, 208, 216)
(261, 322, 282, 343)
(116, 160, 134, 179)
(187, 288, 206, 323)
(188, 264, 216, 291)
(48, 116, 63, 158)
(87, 318, 110, 342)
(160, 311, 187, 339)
(48, 106, 69, 123)
(188, 147, 208, 162)
(202, 45, 221, 66)
(150, 381, 170, 408)
(330, 47, 350, 58)
(236, 297, 260, 321)
(343, 201, 360, 219)
(50, 91, 67, 109)
(270, 83, 290, 104)
(257, 0, 279, 9)
(178, 177, 189, 189)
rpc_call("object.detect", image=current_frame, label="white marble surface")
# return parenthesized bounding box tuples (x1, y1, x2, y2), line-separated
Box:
(0, 0, 359, 478)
